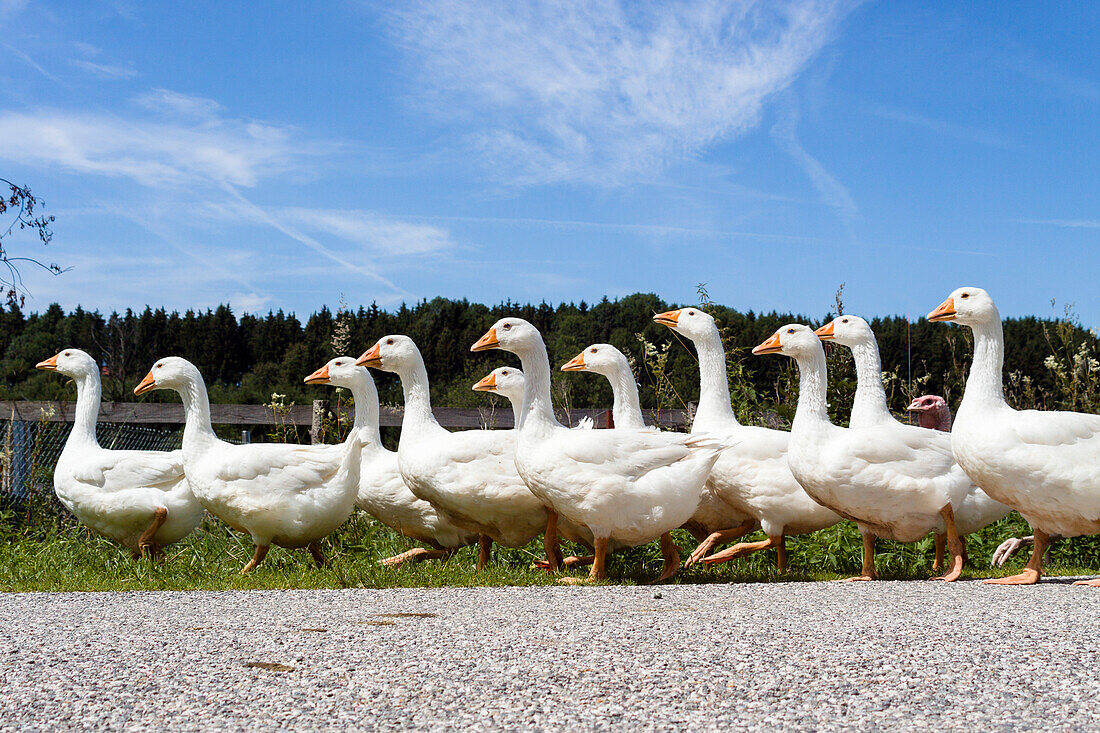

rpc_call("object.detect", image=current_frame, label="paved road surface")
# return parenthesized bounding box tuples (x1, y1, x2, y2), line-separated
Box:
(1, 581, 1097, 731)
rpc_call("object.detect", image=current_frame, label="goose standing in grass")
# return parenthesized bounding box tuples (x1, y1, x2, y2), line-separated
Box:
(134, 357, 361, 573)
(357, 335, 549, 569)
(754, 325, 970, 581)
(653, 309, 838, 570)
(473, 318, 725, 583)
(929, 287, 1100, 586)
(905, 394, 1043, 568)
(36, 349, 203, 559)
(304, 357, 477, 567)
(816, 315, 1011, 571)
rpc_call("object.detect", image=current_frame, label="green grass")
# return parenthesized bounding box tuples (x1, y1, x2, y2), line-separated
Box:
(1, 503, 1096, 592)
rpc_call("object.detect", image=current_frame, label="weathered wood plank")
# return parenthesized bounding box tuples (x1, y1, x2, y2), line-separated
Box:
(0, 401, 692, 429)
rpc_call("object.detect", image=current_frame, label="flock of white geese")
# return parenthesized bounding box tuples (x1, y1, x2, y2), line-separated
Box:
(35, 287, 1100, 586)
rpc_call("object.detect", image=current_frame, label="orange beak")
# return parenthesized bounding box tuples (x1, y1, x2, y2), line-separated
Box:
(35, 354, 59, 371)
(304, 364, 331, 385)
(471, 328, 499, 352)
(134, 370, 157, 395)
(473, 373, 497, 392)
(357, 343, 383, 368)
(927, 298, 956, 322)
(561, 352, 587, 371)
(653, 309, 681, 327)
(814, 321, 836, 340)
(752, 333, 784, 355)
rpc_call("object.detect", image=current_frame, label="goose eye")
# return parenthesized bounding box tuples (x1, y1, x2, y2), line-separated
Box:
(590, 348, 598, 353)
(334, 361, 343, 366)
(787, 328, 795, 334)
(156, 364, 162, 369)
(64, 351, 71, 356)
(501, 370, 508, 376)
(386, 338, 394, 345)
(960, 293, 969, 299)
(502, 323, 512, 330)
(841, 319, 848, 324)
(688, 310, 695, 315)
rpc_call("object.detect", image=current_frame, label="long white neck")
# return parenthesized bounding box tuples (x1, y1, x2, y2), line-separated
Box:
(602, 364, 646, 429)
(513, 339, 562, 436)
(961, 318, 1007, 411)
(178, 371, 219, 451)
(505, 394, 523, 426)
(345, 373, 382, 446)
(792, 346, 831, 430)
(396, 357, 443, 435)
(691, 325, 740, 429)
(847, 338, 892, 426)
(68, 370, 102, 448)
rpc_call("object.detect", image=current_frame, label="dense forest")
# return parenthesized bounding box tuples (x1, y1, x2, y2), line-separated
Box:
(1, 292, 1098, 424)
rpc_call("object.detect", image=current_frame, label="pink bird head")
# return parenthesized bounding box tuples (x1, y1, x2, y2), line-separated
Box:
(906, 395, 951, 432)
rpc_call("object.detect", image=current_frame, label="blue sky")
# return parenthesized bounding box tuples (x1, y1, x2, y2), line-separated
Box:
(1, 1, 1097, 325)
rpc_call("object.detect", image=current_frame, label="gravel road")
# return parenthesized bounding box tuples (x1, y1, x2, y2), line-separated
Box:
(1, 580, 1097, 731)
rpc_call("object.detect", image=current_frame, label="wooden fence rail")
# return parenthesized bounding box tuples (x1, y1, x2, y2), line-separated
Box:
(0, 400, 693, 431)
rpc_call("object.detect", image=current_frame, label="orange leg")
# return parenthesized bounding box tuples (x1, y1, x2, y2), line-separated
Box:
(308, 541, 326, 569)
(1073, 578, 1100, 587)
(931, 504, 964, 582)
(702, 534, 784, 566)
(137, 507, 168, 559)
(648, 533, 680, 584)
(985, 529, 1047, 585)
(240, 544, 269, 574)
(476, 535, 492, 570)
(776, 535, 788, 573)
(560, 537, 608, 584)
(840, 532, 877, 581)
(540, 510, 564, 571)
(932, 533, 945, 572)
(684, 519, 756, 566)
(379, 547, 456, 567)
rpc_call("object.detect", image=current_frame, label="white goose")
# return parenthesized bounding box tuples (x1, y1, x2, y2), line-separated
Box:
(816, 314, 1011, 570)
(929, 287, 1100, 586)
(560, 344, 650, 430)
(654, 309, 839, 569)
(36, 349, 202, 558)
(473, 318, 725, 583)
(473, 366, 595, 431)
(304, 357, 477, 566)
(754, 324, 970, 581)
(134, 357, 361, 573)
(356, 335, 548, 569)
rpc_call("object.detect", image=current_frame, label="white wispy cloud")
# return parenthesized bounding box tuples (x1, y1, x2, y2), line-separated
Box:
(770, 103, 858, 227)
(864, 104, 1014, 149)
(386, 0, 858, 186)
(71, 59, 137, 79)
(280, 208, 455, 256)
(1016, 218, 1100, 229)
(0, 104, 317, 188)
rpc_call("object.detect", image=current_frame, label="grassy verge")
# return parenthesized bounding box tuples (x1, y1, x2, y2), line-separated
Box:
(1, 507, 1096, 593)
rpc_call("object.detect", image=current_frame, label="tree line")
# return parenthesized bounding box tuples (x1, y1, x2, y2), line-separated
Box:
(1, 293, 1097, 422)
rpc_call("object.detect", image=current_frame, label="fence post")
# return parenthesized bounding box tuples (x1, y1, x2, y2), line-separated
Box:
(310, 400, 328, 444)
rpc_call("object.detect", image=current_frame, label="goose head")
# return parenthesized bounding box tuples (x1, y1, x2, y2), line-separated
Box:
(134, 357, 202, 395)
(752, 324, 821, 359)
(305, 356, 370, 390)
(562, 343, 630, 379)
(814, 314, 874, 347)
(36, 348, 99, 380)
(472, 317, 542, 356)
(928, 287, 998, 327)
(652, 307, 715, 340)
(357, 335, 422, 374)
(473, 366, 525, 404)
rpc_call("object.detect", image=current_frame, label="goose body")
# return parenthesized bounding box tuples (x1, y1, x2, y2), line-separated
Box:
(817, 315, 1011, 543)
(358, 336, 548, 557)
(135, 357, 361, 572)
(654, 309, 838, 568)
(929, 288, 1100, 585)
(756, 324, 970, 581)
(305, 358, 477, 560)
(36, 349, 202, 556)
(474, 318, 723, 582)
